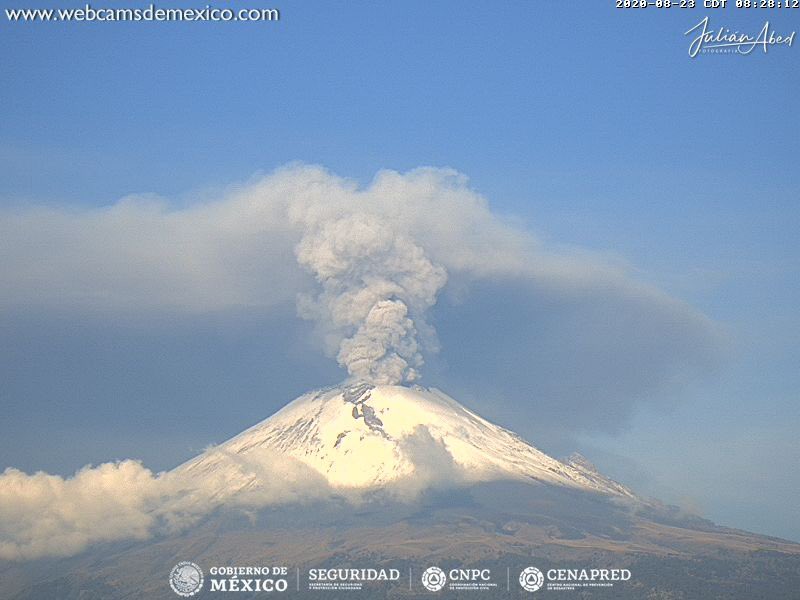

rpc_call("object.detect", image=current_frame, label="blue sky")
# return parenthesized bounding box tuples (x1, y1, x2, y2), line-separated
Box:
(1, 1, 798, 541)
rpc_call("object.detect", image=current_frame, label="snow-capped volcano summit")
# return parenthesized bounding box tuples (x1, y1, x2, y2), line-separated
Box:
(177, 382, 634, 498)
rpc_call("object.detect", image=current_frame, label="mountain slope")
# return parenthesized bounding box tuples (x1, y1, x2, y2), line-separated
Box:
(176, 382, 635, 497)
(5, 479, 800, 600)
(4, 382, 800, 599)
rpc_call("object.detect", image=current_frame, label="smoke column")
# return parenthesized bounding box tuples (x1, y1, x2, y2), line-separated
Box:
(295, 212, 447, 385)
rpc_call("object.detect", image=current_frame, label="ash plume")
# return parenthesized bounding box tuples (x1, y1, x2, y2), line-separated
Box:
(295, 212, 447, 384)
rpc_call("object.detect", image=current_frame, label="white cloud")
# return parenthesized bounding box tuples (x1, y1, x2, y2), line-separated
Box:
(0, 441, 468, 561)
(0, 449, 336, 561)
(0, 461, 165, 560)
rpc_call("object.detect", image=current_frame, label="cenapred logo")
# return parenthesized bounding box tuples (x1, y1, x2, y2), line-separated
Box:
(519, 566, 544, 592)
(169, 561, 204, 597)
(421, 566, 447, 592)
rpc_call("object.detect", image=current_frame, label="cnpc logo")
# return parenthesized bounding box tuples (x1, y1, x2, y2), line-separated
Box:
(421, 566, 492, 591)
(421, 566, 446, 591)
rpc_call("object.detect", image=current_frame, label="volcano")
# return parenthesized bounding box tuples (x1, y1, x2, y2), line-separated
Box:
(176, 382, 634, 497)
(3, 383, 800, 599)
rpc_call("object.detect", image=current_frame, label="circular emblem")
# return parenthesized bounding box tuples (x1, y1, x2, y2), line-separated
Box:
(169, 561, 204, 597)
(519, 566, 544, 592)
(421, 566, 447, 592)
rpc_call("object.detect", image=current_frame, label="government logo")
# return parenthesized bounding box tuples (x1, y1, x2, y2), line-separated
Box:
(169, 561, 204, 597)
